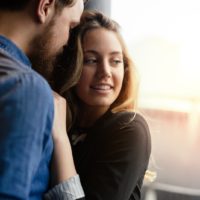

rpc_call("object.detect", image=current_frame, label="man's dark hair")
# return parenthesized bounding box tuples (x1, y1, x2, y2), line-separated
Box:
(0, 0, 88, 11)
(56, 0, 89, 9)
(0, 0, 29, 10)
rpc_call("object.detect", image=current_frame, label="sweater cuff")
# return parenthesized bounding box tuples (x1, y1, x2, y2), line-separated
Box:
(44, 175, 85, 200)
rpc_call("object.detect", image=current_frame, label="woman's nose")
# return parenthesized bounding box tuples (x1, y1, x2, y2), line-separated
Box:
(96, 60, 111, 79)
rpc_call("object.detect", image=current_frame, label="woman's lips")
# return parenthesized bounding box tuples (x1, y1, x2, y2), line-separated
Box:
(90, 84, 113, 93)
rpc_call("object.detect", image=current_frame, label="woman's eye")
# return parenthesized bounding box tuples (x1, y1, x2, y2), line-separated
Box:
(84, 58, 97, 64)
(112, 59, 123, 65)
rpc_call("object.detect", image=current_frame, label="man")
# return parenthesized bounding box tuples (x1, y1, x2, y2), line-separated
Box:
(0, 0, 85, 199)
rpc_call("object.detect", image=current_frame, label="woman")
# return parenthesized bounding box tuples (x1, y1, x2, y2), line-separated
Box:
(51, 10, 151, 200)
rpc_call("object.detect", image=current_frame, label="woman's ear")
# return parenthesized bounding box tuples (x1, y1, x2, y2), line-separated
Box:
(36, 0, 56, 23)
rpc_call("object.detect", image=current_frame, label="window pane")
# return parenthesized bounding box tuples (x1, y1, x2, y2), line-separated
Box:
(111, 0, 200, 199)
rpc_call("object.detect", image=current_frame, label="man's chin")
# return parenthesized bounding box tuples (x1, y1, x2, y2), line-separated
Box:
(29, 45, 65, 84)
(30, 55, 55, 81)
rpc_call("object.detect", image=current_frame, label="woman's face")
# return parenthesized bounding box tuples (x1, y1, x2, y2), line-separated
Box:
(75, 28, 124, 111)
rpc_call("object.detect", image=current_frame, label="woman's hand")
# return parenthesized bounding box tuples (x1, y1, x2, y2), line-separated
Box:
(51, 91, 77, 186)
(52, 91, 68, 141)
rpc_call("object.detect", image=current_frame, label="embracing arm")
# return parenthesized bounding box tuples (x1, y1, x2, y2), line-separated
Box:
(44, 92, 84, 200)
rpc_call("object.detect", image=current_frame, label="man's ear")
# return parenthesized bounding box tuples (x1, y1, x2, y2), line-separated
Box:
(37, 0, 56, 23)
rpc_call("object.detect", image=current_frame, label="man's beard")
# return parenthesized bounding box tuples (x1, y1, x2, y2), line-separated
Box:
(27, 19, 82, 93)
(28, 22, 64, 82)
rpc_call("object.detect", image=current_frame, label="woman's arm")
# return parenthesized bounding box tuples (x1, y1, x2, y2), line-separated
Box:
(44, 92, 85, 200)
(51, 92, 77, 185)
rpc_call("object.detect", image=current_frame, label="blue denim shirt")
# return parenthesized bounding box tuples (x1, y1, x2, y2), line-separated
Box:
(0, 35, 54, 200)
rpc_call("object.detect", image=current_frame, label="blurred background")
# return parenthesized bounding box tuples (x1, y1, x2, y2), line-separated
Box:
(86, 0, 200, 199)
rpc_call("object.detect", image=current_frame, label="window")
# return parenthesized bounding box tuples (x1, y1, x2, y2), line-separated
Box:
(112, 0, 200, 199)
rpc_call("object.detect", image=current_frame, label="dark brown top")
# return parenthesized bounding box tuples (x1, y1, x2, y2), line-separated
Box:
(69, 111, 151, 200)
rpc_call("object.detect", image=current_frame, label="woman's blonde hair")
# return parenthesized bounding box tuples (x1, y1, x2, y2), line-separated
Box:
(53, 10, 139, 128)
(82, 11, 137, 113)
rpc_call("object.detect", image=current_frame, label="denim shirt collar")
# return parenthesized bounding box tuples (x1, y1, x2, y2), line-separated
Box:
(0, 35, 32, 67)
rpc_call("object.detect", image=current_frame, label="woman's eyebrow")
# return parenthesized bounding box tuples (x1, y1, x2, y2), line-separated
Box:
(84, 50, 99, 55)
(84, 50, 122, 56)
(110, 51, 123, 56)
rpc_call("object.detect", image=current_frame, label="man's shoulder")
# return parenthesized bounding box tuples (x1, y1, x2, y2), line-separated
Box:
(0, 50, 53, 104)
(0, 49, 31, 75)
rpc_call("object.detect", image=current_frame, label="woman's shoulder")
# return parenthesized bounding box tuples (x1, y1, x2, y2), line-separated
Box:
(105, 111, 149, 131)
(97, 111, 151, 163)
(98, 111, 150, 141)
(109, 111, 150, 146)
